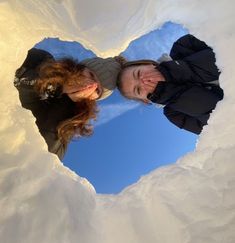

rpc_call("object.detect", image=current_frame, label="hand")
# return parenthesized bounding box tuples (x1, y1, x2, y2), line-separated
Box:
(140, 68, 166, 85)
(63, 82, 99, 102)
(140, 66, 165, 92)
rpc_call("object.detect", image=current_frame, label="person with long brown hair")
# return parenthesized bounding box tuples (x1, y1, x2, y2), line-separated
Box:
(14, 48, 122, 159)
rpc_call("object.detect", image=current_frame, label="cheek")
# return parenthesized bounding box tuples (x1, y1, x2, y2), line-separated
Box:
(140, 89, 148, 98)
(140, 85, 152, 99)
(91, 91, 99, 100)
(122, 80, 133, 95)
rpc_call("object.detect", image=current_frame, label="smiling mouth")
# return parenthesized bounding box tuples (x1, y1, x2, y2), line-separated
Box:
(72, 83, 102, 97)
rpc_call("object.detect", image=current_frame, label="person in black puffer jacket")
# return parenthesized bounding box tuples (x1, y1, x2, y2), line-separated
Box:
(117, 34, 224, 134)
(14, 48, 122, 159)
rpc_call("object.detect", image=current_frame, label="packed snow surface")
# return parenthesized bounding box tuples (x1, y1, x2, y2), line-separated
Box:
(0, 1, 235, 243)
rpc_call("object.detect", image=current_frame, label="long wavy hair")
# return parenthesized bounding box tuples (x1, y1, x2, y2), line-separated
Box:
(35, 58, 98, 145)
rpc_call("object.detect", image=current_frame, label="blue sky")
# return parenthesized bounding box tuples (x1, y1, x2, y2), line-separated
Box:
(35, 22, 197, 194)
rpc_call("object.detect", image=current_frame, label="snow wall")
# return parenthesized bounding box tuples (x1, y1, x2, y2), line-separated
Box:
(0, 1, 235, 242)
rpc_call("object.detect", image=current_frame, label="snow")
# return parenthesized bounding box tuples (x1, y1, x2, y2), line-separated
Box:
(0, 0, 235, 243)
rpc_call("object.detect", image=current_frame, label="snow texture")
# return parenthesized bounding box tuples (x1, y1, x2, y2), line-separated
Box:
(0, 0, 235, 242)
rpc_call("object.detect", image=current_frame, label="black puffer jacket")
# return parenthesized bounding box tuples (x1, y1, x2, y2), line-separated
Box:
(148, 34, 224, 134)
(14, 48, 76, 159)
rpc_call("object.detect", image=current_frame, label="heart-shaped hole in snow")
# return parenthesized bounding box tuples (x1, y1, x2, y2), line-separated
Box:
(33, 22, 197, 194)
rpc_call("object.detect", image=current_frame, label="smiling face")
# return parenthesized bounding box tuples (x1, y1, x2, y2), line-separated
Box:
(63, 68, 103, 101)
(81, 68, 103, 99)
(118, 64, 165, 102)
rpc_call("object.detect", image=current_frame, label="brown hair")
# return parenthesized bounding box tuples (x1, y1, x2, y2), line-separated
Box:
(114, 55, 127, 67)
(35, 58, 98, 145)
(57, 99, 97, 145)
(36, 58, 87, 94)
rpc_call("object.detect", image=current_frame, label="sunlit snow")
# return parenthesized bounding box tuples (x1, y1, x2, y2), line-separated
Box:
(0, 1, 235, 243)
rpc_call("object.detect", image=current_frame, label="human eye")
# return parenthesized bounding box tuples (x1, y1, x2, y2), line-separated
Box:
(137, 86, 141, 95)
(96, 86, 103, 98)
(133, 69, 141, 80)
(89, 71, 95, 79)
(134, 86, 140, 97)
